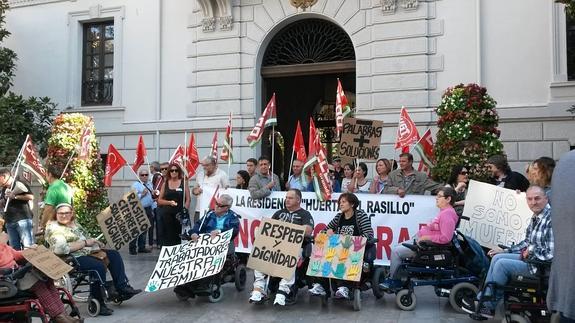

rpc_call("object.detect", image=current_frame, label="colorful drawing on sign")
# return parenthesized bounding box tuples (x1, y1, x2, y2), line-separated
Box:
(96, 191, 151, 250)
(306, 233, 367, 282)
(145, 230, 232, 292)
(247, 218, 306, 280)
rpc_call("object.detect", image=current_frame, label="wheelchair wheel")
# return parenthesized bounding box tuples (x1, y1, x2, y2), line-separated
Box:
(371, 266, 385, 299)
(87, 298, 100, 317)
(208, 285, 224, 303)
(352, 289, 361, 311)
(235, 264, 247, 292)
(395, 289, 416, 311)
(449, 282, 479, 313)
(503, 314, 531, 323)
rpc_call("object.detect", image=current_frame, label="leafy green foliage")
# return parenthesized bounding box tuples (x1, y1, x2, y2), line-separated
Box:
(433, 84, 504, 182)
(0, 0, 56, 166)
(557, 0, 575, 18)
(47, 113, 108, 237)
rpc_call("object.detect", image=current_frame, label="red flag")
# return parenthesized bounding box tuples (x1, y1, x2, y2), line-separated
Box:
(19, 135, 47, 185)
(78, 123, 92, 159)
(414, 129, 435, 175)
(395, 107, 420, 151)
(303, 118, 318, 172)
(312, 139, 332, 201)
(220, 113, 233, 164)
(335, 79, 351, 138)
(131, 135, 147, 173)
(293, 120, 307, 162)
(247, 93, 277, 148)
(186, 134, 200, 177)
(169, 145, 185, 166)
(208, 186, 220, 211)
(210, 132, 218, 160)
(104, 144, 127, 186)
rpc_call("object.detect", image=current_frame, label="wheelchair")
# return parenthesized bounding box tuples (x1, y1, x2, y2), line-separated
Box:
(0, 263, 81, 323)
(56, 255, 126, 317)
(311, 238, 382, 311)
(469, 250, 559, 323)
(382, 230, 488, 313)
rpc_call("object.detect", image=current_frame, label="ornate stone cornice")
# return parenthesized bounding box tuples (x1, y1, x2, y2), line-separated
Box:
(196, 0, 233, 32)
(289, 0, 318, 11)
(381, 0, 419, 14)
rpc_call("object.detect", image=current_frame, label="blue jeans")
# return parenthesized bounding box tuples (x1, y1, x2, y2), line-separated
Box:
(479, 252, 529, 307)
(76, 250, 129, 301)
(5, 219, 34, 250)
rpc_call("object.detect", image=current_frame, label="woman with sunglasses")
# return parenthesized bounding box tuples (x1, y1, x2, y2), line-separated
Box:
(157, 163, 190, 246)
(445, 165, 469, 216)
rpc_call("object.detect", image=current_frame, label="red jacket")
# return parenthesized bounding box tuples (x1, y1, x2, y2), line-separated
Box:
(0, 244, 24, 269)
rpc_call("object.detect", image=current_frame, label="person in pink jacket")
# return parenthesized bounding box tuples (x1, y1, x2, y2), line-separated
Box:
(381, 186, 458, 290)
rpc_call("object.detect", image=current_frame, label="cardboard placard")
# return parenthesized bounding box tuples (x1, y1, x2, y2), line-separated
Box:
(339, 117, 384, 163)
(96, 190, 151, 250)
(145, 230, 232, 292)
(247, 218, 306, 280)
(459, 180, 533, 249)
(306, 233, 366, 282)
(22, 245, 73, 280)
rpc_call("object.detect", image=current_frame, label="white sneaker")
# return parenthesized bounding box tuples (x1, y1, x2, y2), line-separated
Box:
(334, 286, 349, 299)
(309, 283, 326, 296)
(273, 293, 286, 306)
(249, 290, 264, 303)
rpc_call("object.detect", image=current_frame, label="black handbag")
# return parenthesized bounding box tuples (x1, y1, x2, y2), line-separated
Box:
(176, 207, 190, 226)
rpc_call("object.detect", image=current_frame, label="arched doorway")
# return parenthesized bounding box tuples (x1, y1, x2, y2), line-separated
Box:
(260, 18, 356, 182)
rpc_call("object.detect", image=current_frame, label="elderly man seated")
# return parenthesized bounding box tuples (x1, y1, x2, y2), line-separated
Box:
(462, 185, 554, 318)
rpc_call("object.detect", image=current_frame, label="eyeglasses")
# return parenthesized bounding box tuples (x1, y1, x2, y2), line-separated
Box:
(436, 195, 446, 199)
(215, 202, 230, 208)
(56, 211, 73, 216)
(139, 174, 149, 176)
(169, 169, 179, 173)
(160, 167, 168, 171)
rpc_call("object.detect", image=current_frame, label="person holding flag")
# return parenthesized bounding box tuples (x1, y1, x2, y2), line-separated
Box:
(192, 156, 228, 222)
(0, 168, 35, 250)
(384, 152, 442, 197)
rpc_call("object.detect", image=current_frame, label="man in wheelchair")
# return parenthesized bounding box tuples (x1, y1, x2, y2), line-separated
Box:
(174, 194, 240, 299)
(463, 185, 554, 319)
(0, 232, 82, 323)
(249, 189, 314, 306)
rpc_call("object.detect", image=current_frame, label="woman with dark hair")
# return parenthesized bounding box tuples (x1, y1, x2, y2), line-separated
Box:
(347, 162, 371, 193)
(157, 163, 190, 246)
(340, 163, 355, 193)
(446, 165, 469, 216)
(370, 158, 392, 194)
(236, 170, 250, 189)
(381, 186, 458, 291)
(308, 192, 374, 299)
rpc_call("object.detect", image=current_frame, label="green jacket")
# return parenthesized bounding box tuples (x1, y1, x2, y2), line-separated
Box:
(383, 168, 443, 195)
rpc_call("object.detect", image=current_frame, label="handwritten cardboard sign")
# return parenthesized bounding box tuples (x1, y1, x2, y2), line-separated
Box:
(339, 117, 383, 163)
(96, 191, 151, 250)
(306, 233, 366, 282)
(459, 180, 533, 249)
(145, 230, 233, 292)
(247, 218, 305, 280)
(22, 245, 73, 280)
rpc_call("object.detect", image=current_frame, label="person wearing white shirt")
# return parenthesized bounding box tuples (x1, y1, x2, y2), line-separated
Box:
(192, 157, 229, 221)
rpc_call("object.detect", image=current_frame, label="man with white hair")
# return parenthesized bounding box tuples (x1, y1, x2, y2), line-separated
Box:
(192, 156, 228, 222)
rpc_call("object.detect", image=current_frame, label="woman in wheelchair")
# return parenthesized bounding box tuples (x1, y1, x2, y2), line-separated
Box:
(174, 194, 240, 298)
(308, 192, 375, 299)
(0, 232, 82, 323)
(381, 186, 458, 291)
(44, 203, 141, 316)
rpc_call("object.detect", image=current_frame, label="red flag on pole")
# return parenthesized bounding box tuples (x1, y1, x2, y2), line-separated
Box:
(220, 113, 233, 164)
(246, 93, 277, 147)
(311, 137, 332, 201)
(210, 132, 218, 160)
(20, 135, 47, 185)
(169, 145, 185, 166)
(293, 120, 307, 163)
(78, 124, 92, 159)
(208, 185, 220, 211)
(104, 144, 127, 186)
(395, 107, 421, 152)
(186, 134, 200, 177)
(131, 135, 147, 173)
(303, 118, 318, 172)
(335, 79, 351, 138)
(414, 129, 435, 175)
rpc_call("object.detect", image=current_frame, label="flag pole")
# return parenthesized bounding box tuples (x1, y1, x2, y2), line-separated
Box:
(287, 147, 295, 183)
(184, 131, 188, 213)
(60, 150, 76, 180)
(10, 135, 27, 176)
(4, 157, 23, 213)
(271, 126, 275, 179)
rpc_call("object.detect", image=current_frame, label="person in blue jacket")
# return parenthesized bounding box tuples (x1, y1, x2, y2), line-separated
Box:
(188, 193, 240, 250)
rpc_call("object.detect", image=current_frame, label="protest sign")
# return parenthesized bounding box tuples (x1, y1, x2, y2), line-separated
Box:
(459, 180, 532, 249)
(145, 230, 232, 292)
(306, 233, 366, 282)
(22, 245, 73, 280)
(247, 218, 305, 279)
(339, 117, 383, 163)
(96, 190, 151, 250)
(202, 188, 438, 266)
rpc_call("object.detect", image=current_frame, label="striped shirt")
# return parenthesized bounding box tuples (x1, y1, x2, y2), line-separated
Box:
(509, 204, 554, 274)
(326, 209, 374, 239)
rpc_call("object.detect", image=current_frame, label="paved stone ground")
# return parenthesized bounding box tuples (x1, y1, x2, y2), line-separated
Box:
(74, 249, 501, 323)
